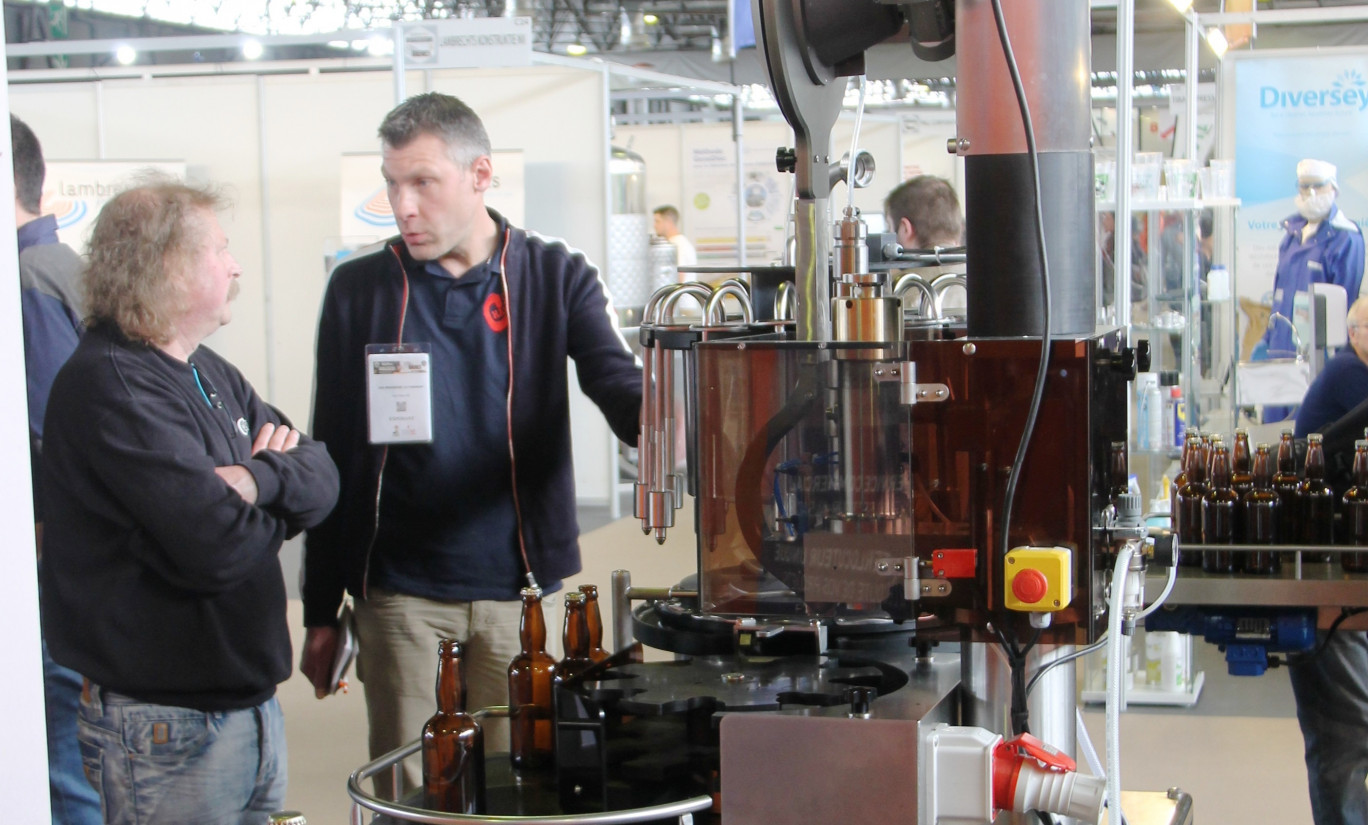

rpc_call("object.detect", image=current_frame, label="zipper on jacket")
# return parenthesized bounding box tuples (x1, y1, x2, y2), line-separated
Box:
(360, 243, 412, 600)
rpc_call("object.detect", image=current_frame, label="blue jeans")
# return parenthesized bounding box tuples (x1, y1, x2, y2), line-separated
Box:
(1290, 630, 1368, 825)
(43, 641, 101, 825)
(77, 684, 287, 825)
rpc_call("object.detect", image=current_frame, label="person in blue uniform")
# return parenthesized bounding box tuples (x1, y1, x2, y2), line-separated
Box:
(1260, 158, 1364, 358)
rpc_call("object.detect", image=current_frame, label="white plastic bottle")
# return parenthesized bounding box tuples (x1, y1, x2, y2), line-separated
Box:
(1145, 378, 1163, 452)
(1160, 631, 1188, 692)
(1144, 631, 1163, 686)
(1136, 373, 1159, 451)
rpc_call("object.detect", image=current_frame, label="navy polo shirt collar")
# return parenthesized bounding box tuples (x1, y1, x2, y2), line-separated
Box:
(418, 212, 511, 284)
(17, 214, 59, 254)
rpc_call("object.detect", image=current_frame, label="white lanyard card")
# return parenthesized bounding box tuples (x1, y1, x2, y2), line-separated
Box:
(365, 343, 433, 445)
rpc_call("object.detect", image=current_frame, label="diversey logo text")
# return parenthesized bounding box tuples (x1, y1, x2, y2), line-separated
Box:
(1260, 69, 1368, 111)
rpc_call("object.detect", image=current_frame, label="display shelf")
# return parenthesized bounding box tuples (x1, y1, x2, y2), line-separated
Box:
(1081, 627, 1205, 708)
(1097, 196, 1241, 212)
(1081, 672, 1206, 707)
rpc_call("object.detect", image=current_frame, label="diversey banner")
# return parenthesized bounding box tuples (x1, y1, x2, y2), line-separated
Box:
(1233, 50, 1368, 302)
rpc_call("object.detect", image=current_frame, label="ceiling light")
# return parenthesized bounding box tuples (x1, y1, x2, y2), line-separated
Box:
(1206, 26, 1229, 57)
(643, 13, 658, 24)
(1168, 0, 1194, 11)
(566, 42, 587, 56)
(241, 39, 263, 60)
(367, 36, 393, 57)
(115, 44, 136, 65)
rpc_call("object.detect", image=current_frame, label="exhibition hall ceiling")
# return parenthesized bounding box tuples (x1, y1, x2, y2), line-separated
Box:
(7, 0, 1368, 81)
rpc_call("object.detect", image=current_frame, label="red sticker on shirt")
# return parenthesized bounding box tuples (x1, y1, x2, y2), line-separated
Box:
(483, 293, 508, 333)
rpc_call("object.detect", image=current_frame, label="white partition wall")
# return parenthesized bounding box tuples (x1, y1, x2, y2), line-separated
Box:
(0, 27, 55, 819)
(11, 61, 616, 501)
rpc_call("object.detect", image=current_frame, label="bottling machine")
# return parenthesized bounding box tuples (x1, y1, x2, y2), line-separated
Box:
(567, 1, 1152, 823)
(344, 3, 1368, 824)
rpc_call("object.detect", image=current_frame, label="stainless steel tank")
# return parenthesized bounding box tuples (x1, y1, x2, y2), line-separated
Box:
(606, 146, 655, 322)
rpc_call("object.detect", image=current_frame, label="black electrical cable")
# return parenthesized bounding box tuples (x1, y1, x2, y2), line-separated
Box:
(1026, 636, 1110, 696)
(994, 623, 1043, 737)
(1303, 607, 1368, 661)
(987, 0, 1054, 739)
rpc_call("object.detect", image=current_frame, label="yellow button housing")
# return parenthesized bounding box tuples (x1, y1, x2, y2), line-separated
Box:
(1004, 546, 1072, 612)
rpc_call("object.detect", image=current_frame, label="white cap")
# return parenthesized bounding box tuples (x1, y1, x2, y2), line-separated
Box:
(1298, 158, 1338, 185)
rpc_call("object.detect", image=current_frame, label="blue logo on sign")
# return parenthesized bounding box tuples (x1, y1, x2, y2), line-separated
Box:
(51, 199, 88, 230)
(353, 187, 394, 227)
(1260, 70, 1368, 111)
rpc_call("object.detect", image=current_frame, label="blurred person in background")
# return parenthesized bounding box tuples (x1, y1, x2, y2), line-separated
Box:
(653, 204, 697, 269)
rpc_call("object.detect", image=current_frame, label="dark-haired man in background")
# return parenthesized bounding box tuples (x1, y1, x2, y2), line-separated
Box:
(12, 114, 97, 825)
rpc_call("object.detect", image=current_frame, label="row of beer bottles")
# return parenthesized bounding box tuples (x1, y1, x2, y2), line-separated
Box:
(421, 584, 611, 814)
(1171, 428, 1368, 574)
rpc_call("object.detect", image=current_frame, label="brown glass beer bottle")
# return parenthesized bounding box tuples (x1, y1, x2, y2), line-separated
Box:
(422, 639, 486, 814)
(1341, 440, 1368, 573)
(556, 592, 595, 684)
(1175, 432, 1208, 566)
(1298, 433, 1335, 563)
(1231, 429, 1254, 498)
(579, 584, 611, 663)
(1202, 443, 1239, 573)
(1244, 443, 1281, 575)
(508, 587, 558, 770)
(1273, 429, 1301, 545)
(1172, 430, 1197, 526)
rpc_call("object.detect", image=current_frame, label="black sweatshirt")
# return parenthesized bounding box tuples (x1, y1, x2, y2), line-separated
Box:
(40, 324, 340, 711)
(303, 218, 642, 628)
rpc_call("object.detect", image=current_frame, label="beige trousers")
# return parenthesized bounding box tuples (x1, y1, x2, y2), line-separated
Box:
(353, 588, 522, 798)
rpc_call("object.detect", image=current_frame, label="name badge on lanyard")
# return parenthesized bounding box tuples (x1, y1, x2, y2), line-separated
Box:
(365, 343, 434, 444)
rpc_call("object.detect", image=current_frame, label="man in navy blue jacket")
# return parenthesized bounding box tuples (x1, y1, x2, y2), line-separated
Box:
(13, 114, 99, 825)
(1296, 297, 1368, 438)
(301, 93, 641, 791)
(1290, 296, 1368, 825)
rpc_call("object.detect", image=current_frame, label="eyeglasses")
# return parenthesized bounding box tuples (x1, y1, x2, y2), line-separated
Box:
(1298, 180, 1333, 193)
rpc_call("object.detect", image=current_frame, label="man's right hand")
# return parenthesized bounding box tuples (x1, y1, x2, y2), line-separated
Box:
(301, 625, 341, 699)
(252, 422, 301, 455)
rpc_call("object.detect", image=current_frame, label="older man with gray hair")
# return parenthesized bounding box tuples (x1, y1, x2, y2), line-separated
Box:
(1260, 157, 1364, 358)
(1296, 296, 1368, 437)
(39, 179, 339, 824)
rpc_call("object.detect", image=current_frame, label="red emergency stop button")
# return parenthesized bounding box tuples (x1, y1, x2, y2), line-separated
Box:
(1011, 569, 1048, 604)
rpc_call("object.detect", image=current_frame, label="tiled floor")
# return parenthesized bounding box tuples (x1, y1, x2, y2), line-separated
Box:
(276, 504, 1314, 823)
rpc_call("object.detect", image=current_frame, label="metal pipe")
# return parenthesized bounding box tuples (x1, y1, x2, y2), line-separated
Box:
(659, 282, 714, 323)
(932, 274, 967, 318)
(775, 281, 795, 321)
(794, 197, 833, 341)
(704, 280, 754, 325)
(644, 283, 683, 324)
(611, 569, 633, 654)
(893, 273, 939, 320)
(348, 739, 713, 824)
